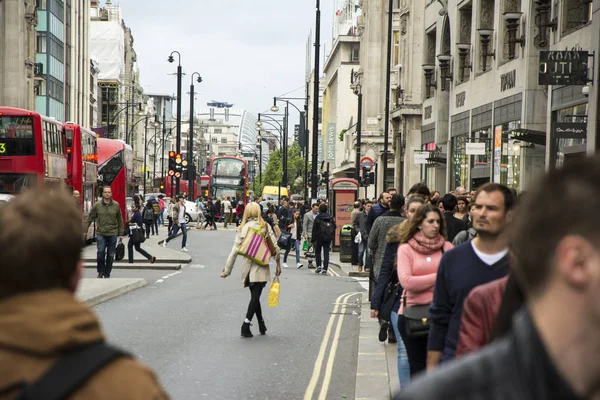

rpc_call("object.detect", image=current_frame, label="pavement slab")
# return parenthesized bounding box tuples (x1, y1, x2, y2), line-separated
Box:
(76, 277, 147, 307)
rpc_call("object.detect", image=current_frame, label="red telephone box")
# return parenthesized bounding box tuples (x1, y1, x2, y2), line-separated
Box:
(329, 178, 359, 249)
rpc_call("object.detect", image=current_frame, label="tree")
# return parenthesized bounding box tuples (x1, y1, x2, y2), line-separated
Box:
(259, 142, 310, 197)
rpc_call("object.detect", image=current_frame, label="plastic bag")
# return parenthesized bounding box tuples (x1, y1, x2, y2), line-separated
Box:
(354, 231, 362, 244)
(268, 276, 280, 307)
(302, 240, 309, 252)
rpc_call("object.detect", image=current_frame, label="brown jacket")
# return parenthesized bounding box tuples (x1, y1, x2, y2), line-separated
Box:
(0, 289, 169, 399)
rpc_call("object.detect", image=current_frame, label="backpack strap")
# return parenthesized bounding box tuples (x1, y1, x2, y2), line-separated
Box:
(20, 342, 129, 400)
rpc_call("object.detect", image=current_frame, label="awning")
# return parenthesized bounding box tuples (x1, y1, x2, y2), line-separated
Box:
(507, 129, 546, 146)
(426, 154, 447, 164)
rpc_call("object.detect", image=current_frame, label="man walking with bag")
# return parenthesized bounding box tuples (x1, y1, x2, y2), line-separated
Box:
(302, 202, 319, 269)
(86, 186, 124, 279)
(312, 204, 336, 275)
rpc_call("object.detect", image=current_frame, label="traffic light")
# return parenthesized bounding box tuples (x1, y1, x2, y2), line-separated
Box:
(159, 180, 165, 193)
(174, 153, 183, 179)
(168, 151, 176, 177)
(368, 171, 375, 185)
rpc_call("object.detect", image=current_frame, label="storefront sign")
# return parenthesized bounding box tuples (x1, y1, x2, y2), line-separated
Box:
(465, 142, 486, 155)
(501, 70, 516, 92)
(327, 123, 336, 163)
(493, 126, 502, 183)
(424, 106, 433, 120)
(317, 135, 324, 163)
(360, 157, 375, 168)
(539, 51, 589, 85)
(331, 181, 359, 191)
(414, 151, 429, 164)
(456, 92, 466, 108)
(552, 122, 587, 137)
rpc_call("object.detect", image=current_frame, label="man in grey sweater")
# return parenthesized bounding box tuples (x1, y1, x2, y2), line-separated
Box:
(368, 194, 406, 281)
(302, 203, 319, 268)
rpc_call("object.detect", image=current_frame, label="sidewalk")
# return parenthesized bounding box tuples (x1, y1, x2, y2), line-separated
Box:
(83, 230, 192, 270)
(76, 278, 147, 306)
(308, 250, 399, 399)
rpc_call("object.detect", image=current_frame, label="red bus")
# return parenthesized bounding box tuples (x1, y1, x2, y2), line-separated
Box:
(0, 107, 68, 193)
(208, 156, 248, 204)
(164, 176, 208, 199)
(64, 123, 98, 217)
(97, 138, 134, 221)
(199, 175, 209, 198)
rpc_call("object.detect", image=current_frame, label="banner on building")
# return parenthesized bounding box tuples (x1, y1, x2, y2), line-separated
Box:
(327, 123, 336, 164)
(318, 135, 324, 163)
(493, 126, 502, 183)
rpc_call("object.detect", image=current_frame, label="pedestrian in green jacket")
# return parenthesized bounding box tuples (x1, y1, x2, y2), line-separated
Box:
(86, 186, 124, 279)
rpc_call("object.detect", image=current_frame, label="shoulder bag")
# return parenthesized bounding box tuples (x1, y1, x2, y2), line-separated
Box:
(402, 246, 445, 338)
(379, 281, 401, 323)
(238, 224, 272, 266)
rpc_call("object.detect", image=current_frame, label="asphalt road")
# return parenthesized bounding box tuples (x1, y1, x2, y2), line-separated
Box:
(92, 228, 364, 399)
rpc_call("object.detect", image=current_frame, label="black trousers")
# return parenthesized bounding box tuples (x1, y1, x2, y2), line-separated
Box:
(168, 216, 173, 235)
(144, 221, 154, 237)
(315, 240, 331, 270)
(398, 314, 428, 377)
(245, 282, 267, 321)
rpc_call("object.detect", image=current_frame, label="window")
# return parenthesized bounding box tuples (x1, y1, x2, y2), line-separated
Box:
(221, 138, 227, 143)
(350, 47, 360, 62)
(213, 128, 223, 134)
(211, 137, 218, 143)
(562, 0, 592, 34)
(36, 33, 47, 53)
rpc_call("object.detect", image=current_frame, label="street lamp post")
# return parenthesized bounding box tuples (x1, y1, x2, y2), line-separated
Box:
(383, 0, 393, 189)
(168, 51, 183, 194)
(311, 0, 321, 200)
(189, 72, 202, 201)
(257, 134, 262, 184)
(351, 70, 363, 181)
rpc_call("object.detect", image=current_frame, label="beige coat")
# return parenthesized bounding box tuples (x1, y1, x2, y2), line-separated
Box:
(223, 218, 280, 287)
(0, 289, 169, 399)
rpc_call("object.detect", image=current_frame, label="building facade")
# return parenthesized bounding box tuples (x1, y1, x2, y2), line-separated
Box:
(0, 0, 38, 110)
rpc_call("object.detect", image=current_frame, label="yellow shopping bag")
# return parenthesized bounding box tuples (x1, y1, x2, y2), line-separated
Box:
(268, 276, 280, 307)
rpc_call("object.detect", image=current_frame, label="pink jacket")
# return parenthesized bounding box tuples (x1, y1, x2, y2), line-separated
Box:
(397, 241, 453, 313)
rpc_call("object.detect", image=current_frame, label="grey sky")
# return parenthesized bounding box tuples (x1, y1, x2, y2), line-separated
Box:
(117, 0, 334, 123)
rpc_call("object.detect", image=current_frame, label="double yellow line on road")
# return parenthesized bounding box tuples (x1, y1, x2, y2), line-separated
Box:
(304, 292, 361, 400)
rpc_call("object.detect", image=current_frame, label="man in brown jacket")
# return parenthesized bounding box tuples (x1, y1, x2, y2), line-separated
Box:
(0, 189, 169, 399)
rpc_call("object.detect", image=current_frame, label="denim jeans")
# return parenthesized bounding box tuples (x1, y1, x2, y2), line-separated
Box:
(284, 239, 301, 265)
(357, 241, 366, 267)
(96, 234, 117, 277)
(315, 240, 331, 270)
(158, 210, 164, 225)
(153, 214, 159, 234)
(166, 222, 187, 248)
(390, 310, 411, 388)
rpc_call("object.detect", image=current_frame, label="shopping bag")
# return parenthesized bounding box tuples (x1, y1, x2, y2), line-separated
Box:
(115, 242, 125, 261)
(302, 240, 309, 252)
(238, 227, 272, 266)
(305, 244, 315, 258)
(268, 276, 280, 307)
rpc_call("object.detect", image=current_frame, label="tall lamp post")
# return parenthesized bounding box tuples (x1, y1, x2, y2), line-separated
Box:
(351, 69, 363, 181)
(168, 50, 183, 194)
(311, 0, 321, 200)
(382, 0, 393, 189)
(189, 72, 202, 201)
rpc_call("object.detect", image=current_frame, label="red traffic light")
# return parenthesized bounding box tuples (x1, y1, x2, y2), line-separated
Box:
(169, 151, 175, 158)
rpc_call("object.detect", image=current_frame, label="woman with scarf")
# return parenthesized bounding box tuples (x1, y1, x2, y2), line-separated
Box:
(397, 204, 453, 376)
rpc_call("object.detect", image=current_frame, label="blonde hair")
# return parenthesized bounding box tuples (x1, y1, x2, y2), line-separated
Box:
(238, 202, 266, 232)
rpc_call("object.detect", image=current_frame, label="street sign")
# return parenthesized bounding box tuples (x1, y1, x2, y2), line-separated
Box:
(465, 142, 486, 155)
(539, 51, 589, 86)
(360, 157, 375, 168)
(414, 151, 429, 164)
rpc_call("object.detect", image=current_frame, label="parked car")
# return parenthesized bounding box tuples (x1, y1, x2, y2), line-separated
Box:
(0, 194, 15, 204)
(162, 198, 199, 224)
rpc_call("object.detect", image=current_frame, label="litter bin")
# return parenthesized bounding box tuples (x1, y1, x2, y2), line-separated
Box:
(339, 224, 354, 263)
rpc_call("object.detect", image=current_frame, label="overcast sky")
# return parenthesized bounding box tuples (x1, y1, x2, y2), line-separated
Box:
(116, 0, 334, 122)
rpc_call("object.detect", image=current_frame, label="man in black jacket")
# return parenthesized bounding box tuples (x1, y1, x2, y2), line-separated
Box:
(397, 157, 600, 400)
(440, 193, 467, 242)
(312, 204, 335, 276)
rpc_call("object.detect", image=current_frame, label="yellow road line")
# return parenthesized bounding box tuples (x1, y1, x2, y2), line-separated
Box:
(303, 292, 353, 400)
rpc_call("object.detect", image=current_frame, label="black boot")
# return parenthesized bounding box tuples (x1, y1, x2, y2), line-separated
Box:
(388, 326, 397, 344)
(241, 322, 253, 338)
(378, 320, 389, 342)
(258, 319, 267, 335)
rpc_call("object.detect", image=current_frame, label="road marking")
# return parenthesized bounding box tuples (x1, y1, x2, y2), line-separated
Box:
(304, 292, 361, 400)
(155, 271, 182, 284)
(189, 264, 205, 269)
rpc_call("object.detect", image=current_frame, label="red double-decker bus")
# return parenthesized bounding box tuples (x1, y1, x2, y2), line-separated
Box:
(163, 175, 209, 199)
(65, 123, 98, 217)
(97, 138, 134, 221)
(199, 175, 209, 198)
(208, 156, 248, 204)
(0, 107, 68, 194)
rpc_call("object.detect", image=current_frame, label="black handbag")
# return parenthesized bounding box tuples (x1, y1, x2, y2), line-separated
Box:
(115, 242, 125, 261)
(401, 247, 444, 338)
(277, 231, 293, 250)
(379, 281, 401, 322)
(130, 228, 145, 245)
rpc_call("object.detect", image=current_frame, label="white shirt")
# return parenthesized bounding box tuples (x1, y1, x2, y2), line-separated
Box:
(471, 241, 508, 266)
(178, 204, 187, 224)
(223, 200, 232, 214)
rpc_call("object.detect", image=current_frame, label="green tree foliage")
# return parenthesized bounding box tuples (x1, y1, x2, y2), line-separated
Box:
(258, 142, 309, 197)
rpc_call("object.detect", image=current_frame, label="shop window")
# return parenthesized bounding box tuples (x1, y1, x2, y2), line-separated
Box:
(498, 120, 521, 190)
(562, 0, 592, 34)
(452, 135, 470, 190)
